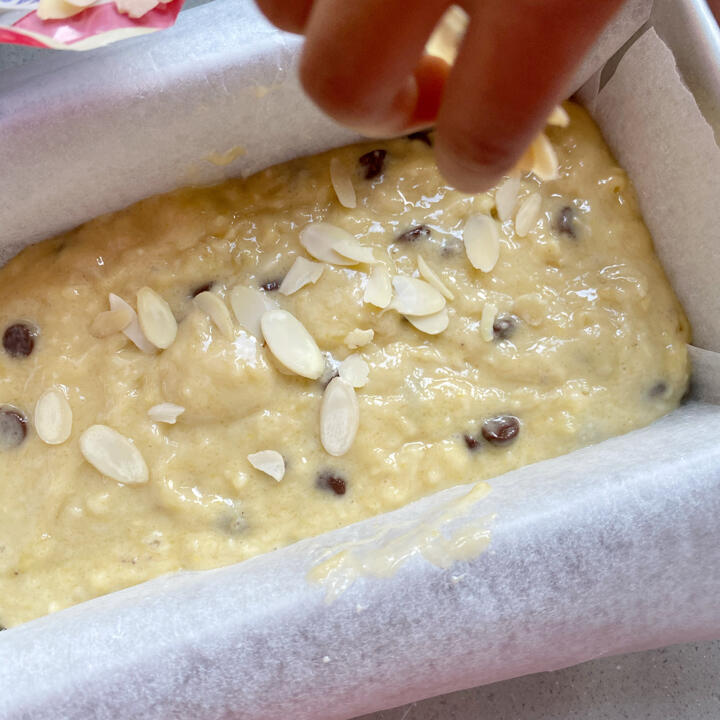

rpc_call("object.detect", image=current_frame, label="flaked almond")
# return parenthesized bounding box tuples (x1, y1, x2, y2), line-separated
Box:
(494, 176, 521, 222)
(137, 287, 177, 350)
(515, 193, 542, 237)
(279, 257, 325, 296)
(229, 285, 277, 338)
(248, 450, 285, 481)
(513, 292, 547, 327)
(391, 276, 445, 316)
(321, 377, 359, 457)
(79, 424, 149, 485)
(344, 328, 374, 349)
(463, 214, 500, 272)
(330, 157, 357, 209)
(90, 307, 132, 338)
(548, 105, 570, 127)
(339, 354, 369, 388)
(332, 237, 377, 265)
(148, 403, 185, 424)
(108, 293, 157, 353)
(364, 265, 392, 308)
(406, 307, 449, 335)
(261, 309, 324, 379)
(194, 291, 234, 339)
(300, 223, 356, 266)
(418, 255, 454, 300)
(530, 134, 559, 182)
(34, 389, 72, 445)
(480, 302, 498, 342)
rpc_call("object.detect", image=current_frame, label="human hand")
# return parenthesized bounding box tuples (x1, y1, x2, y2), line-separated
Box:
(256, 0, 625, 192)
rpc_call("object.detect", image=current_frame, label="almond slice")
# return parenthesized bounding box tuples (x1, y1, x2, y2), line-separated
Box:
(279, 257, 325, 296)
(247, 450, 285, 481)
(418, 255, 454, 300)
(494, 176, 521, 222)
(137, 287, 177, 350)
(108, 293, 157, 353)
(320, 377, 359, 457)
(194, 291, 234, 339)
(34, 389, 72, 445)
(547, 105, 570, 127)
(79, 425, 149, 485)
(339, 354, 369, 388)
(330, 157, 357, 209)
(229, 285, 277, 338)
(364, 265, 392, 308)
(480, 302, 498, 342)
(406, 307, 449, 335)
(331, 237, 377, 265)
(261, 309, 324, 379)
(299, 223, 356, 266)
(531, 134, 559, 182)
(463, 214, 500, 272)
(344, 328, 374, 349)
(390, 276, 445, 316)
(90, 307, 132, 338)
(515, 193, 542, 237)
(148, 403, 185, 424)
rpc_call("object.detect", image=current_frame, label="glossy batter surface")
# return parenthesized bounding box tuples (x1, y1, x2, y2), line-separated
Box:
(0, 105, 689, 627)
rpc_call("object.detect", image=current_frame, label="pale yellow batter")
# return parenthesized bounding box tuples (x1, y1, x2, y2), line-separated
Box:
(0, 104, 689, 628)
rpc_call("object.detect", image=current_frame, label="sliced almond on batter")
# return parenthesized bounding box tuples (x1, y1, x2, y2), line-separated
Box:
(515, 193, 542, 237)
(332, 237, 377, 265)
(34, 389, 72, 445)
(261, 309, 324, 379)
(330, 157, 357, 209)
(137, 287, 177, 350)
(148, 403, 185, 424)
(339, 354, 369, 388)
(480, 302, 498, 342)
(344, 328, 374, 349)
(321, 377, 359, 457)
(494, 176, 521, 222)
(463, 214, 500, 272)
(391, 276, 445, 316)
(247, 450, 285, 481)
(79, 425, 149, 485)
(299, 223, 356, 266)
(194, 291, 234, 339)
(547, 105, 570, 127)
(229, 285, 277, 338)
(364, 265, 392, 308)
(531, 134, 559, 182)
(108, 293, 157, 353)
(406, 307, 449, 335)
(90, 307, 132, 338)
(279, 257, 325, 296)
(417, 255, 454, 300)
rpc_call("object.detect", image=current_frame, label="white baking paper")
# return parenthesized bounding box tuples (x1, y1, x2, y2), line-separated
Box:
(0, 1, 719, 719)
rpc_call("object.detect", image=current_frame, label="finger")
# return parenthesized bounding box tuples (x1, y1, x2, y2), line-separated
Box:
(255, 0, 314, 34)
(299, 0, 450, 133)
(435, 0, 625, 192)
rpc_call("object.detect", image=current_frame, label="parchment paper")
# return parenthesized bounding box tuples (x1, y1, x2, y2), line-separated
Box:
(0, 2, 719, 719)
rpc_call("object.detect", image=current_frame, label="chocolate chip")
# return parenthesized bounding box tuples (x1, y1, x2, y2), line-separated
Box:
(191, 282, 213, 298)
(317, 471, 346, 495)
(0, 407, 28, 450)
(493, 314, 519, 340)
(3, 323, 36, 358)
(649, 381, 667, 398)
(260, 279, 281, 292)
(219, 513, 248, 535)
(463, 434, 480, 451)
(557, 206, 577, 238)
(396, 225, 431, 243)
(407, 130, 433, 146)
(0, 624, 5, 631)
(358, 149, 387, 179)
(481, 415, 520, 446)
